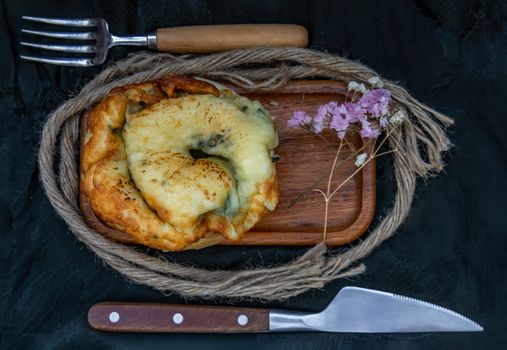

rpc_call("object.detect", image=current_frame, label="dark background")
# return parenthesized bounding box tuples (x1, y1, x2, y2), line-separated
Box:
(1, 0, 506, 349)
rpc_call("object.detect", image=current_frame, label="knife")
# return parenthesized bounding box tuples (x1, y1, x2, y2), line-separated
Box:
(87, 286, 483, 333)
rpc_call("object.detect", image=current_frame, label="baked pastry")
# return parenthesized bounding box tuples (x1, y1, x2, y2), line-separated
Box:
(80, 76, 279, 250)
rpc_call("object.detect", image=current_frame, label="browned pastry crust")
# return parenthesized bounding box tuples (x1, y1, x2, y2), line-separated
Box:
(80, 76, 279, 251)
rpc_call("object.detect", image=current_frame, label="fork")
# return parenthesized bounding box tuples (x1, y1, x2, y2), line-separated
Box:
(20, 16, 308, 67)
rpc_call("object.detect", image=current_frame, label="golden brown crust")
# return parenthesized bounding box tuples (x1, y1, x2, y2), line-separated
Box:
(80, 76, 279, 250)
(159, 76, 220, 97)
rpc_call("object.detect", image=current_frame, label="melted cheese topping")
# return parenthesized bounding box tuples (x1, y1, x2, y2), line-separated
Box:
(123, 93, 278, 239)
(80, 77, 279, 250)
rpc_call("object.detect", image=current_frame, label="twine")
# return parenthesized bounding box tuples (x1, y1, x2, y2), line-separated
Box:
(38, 47, 452, 300)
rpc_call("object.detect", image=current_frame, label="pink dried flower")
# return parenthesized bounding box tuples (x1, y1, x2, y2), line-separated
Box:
(329, 114, 349, 139)
(359, 118, 381, 139)
(359, 88, 391, 118)
(312, 111, 326, 133)
(312, 102, 337, 133)
(289, 95, 390, 140)
(328, 104, 349, 139)
(288, 110, 312, 128)
(329, 102, 367, 139)
(340, 102, 365, 123)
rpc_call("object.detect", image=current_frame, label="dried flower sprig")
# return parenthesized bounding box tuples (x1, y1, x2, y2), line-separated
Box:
(287, 77, 406, 242)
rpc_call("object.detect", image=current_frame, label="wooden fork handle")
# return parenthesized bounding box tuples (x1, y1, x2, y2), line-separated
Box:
(155, 24, 308, 52)
(88, 302, 270, 333)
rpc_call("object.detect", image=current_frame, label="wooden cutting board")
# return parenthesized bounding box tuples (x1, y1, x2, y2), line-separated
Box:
(80, 80, 375, 247)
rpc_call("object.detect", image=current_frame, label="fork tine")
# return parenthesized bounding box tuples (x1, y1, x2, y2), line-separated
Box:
(22, 16, 97, 27)
(21, 41, 95, 53)
(21, 29, 95, 40)
(20, 54, 94, 67)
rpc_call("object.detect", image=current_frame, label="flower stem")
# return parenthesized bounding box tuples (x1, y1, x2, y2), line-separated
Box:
(321, 139, 343, 243)
(316, 132, 337, 151)
(288, 140, 370, 208)
(327, 140, 343, 195)
(329, 156, 373, 200)
(328, 130, 393, 201)
(323, 199, 329, 242)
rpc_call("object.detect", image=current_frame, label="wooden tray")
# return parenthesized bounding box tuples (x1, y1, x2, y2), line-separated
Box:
(80, 80, 375, 247)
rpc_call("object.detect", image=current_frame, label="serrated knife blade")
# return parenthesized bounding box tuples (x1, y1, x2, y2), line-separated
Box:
(269, 286, 483, 333)
(88, 286, 483, 333)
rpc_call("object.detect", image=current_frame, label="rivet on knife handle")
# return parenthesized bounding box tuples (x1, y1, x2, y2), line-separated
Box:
(88, 302, 270, 333)
(154, 24, 309, 53)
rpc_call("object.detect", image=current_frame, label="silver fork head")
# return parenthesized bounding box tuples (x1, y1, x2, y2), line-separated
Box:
(20, 16, 111, 67)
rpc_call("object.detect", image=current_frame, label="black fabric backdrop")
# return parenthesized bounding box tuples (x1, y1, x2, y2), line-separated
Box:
(1, 0, 506, 349)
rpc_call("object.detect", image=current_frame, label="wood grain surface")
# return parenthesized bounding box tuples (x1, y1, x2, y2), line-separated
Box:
(79, 80, 376, 247)
(156, 24, 308, 52)
(88, 302, 269, 333)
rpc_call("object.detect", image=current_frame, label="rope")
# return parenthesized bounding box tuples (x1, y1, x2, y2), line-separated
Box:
(38, 47, 452, 299)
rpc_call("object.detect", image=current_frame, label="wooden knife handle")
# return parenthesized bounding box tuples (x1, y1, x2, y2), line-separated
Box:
(155, 24, 308, 52)
(88, 302, 270, 333)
